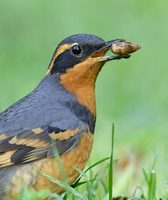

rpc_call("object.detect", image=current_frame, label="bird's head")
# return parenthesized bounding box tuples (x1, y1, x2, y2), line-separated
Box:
(46, 34, 131, 115)
(47, 33, 128, 76)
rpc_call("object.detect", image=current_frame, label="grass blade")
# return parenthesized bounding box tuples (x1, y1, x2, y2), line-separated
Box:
(73, 157, 110, 187)
(109, 123, 115, 200)
(39, 171, 86, 200)
(85, 157, 110, 173)
(148, 169, 156, 200)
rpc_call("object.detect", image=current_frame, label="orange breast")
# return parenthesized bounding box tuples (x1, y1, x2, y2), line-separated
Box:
(3, 132, 93, 200)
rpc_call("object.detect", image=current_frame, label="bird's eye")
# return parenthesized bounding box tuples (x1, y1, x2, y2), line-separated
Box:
(71, 44, 82, 56)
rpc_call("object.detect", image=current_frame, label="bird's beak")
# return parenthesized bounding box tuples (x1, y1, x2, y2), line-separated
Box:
(91, 39, 130, 62)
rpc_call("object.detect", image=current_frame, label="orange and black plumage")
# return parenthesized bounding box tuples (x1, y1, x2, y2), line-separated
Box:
(0, 34, 130, 199)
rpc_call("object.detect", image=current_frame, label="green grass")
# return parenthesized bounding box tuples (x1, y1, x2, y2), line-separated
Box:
(109, 123, 115, 200)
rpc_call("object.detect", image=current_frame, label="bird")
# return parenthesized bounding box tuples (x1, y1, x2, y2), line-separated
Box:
(0, 33, 131, 199)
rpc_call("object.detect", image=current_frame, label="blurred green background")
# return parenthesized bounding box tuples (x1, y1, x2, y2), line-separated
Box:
(0, 0, 167, 197)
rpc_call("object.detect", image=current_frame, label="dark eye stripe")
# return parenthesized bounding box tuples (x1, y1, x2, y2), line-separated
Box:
(48, 42, 106, 74)
(47, 44, 73, 74)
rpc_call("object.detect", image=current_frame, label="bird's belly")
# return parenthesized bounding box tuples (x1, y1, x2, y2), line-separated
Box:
(2, 132, 93, 199)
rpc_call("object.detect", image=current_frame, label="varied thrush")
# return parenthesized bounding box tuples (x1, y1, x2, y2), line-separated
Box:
(0, 33, 139, 199)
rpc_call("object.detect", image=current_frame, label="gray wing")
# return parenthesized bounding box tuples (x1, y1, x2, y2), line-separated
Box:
(0, 75, 85, 168)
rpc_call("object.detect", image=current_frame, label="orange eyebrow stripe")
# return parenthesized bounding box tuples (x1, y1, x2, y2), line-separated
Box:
(47, 44, 72, 74)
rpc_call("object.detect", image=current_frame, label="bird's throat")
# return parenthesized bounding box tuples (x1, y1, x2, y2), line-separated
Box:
(60, 60, 103, 116)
